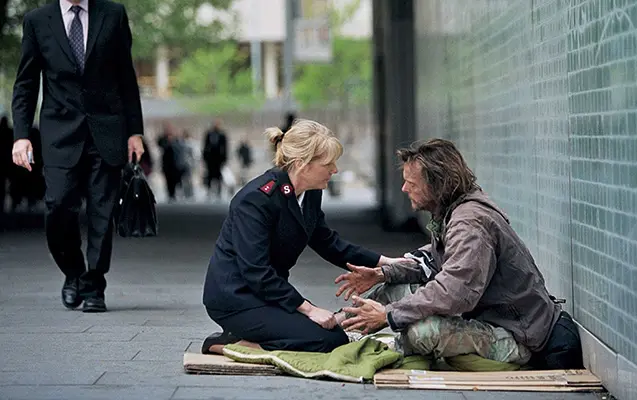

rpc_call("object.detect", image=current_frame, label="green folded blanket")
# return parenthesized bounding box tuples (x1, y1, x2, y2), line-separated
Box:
(223, 338, 401, 383)
(223, 337, 525, 383)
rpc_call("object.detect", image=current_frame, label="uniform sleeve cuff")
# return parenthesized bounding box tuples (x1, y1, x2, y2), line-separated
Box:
(359, 250, 381, 267)
(284, 293, 305, 313)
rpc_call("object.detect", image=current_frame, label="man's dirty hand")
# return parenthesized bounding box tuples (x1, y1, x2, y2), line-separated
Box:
(341, 296, 388, 334)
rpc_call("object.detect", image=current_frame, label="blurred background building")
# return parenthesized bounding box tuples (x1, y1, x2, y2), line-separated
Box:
(139, 0, 372, 100)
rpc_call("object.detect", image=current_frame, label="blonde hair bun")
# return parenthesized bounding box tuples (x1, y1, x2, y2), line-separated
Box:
(265, 127, 285, 145)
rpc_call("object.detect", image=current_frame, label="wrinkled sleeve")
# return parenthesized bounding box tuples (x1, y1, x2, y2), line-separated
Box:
(12, 15, 42, 142)
(381, 243, 435, 284)
(232, 192, 305, 313)
(385, 219, 497, 331)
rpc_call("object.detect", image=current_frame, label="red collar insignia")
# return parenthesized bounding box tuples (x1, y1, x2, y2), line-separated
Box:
(259, 180, 276, 195)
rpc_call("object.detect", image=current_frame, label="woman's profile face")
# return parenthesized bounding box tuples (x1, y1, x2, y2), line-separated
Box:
(299, 156, 338, 191)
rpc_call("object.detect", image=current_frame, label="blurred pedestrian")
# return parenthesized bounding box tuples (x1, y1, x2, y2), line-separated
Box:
(202, 119, 228, 199)
(236, 136, 253, 186)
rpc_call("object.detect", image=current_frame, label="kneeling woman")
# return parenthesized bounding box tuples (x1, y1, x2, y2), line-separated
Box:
(202, 119, 403, 354)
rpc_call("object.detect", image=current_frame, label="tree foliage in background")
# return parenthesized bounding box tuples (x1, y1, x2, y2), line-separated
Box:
(0, 0, 233, 70)
(293, 0, 372, 109)
(173, 43, 252, 96)
(0, 0, 46, 71)
(172, 42, 265, 114)
(293, 37, 371, 108)
(119, 0, 233, 60)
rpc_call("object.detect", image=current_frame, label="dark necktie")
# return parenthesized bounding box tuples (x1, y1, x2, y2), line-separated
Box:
(68, 5, 85, 74)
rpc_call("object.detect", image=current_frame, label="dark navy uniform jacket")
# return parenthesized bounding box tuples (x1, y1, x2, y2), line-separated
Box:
(203, 167, 381, 314)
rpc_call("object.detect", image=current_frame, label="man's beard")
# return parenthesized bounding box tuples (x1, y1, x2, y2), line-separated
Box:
(412, 198, 435, 214)
(411, 199, 427, 212)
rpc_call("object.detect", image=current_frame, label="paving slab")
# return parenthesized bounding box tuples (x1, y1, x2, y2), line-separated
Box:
(0, 385, 177, 400)
(170, 384, 468, 400)
(0, 369, 105, 386)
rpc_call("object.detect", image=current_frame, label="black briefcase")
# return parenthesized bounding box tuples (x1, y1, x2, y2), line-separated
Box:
(113, 159, 158, 238)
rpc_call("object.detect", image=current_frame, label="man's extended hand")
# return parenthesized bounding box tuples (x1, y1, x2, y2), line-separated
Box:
(128, 135, 144, 163)
(335, 263, 384, 300)
(341, 296, 388, 334)
(12, 139, 33, 172)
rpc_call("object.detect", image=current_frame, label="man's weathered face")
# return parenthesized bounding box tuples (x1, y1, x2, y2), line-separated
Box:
(401, 162, 435, 212)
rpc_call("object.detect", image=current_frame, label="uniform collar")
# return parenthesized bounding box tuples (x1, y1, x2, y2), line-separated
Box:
(269, 167, 295, 194)
(268, 167, 309, 232)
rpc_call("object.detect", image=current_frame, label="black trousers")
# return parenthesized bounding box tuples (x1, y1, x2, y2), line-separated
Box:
(529, 311, 584, 370)
(43, 133, 121, 296)
(207, 306, 349, 353)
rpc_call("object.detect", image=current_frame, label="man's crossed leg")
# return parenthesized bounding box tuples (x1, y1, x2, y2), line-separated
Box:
(340, 283, 531, 365)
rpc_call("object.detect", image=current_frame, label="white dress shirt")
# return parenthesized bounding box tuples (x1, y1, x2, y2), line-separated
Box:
(60, 0, 89, 51)
(297, 192, 305, 215)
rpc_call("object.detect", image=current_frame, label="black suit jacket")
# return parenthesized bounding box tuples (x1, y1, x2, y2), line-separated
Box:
(202, 167, 381, 314)
(11, 0, 143, 168)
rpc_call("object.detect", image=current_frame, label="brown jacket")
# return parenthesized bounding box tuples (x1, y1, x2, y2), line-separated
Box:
(384, 190, 560, 352)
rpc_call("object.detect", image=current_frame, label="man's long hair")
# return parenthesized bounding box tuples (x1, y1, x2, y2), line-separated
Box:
(396, 139, 480, 217)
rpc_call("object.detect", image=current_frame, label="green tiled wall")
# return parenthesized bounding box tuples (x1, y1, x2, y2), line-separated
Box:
(414, 0, 637, 365)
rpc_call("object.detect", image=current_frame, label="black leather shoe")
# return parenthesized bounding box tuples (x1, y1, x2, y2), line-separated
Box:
(82, 296, 107, 313)
(201, 331, 240, 354)
(61, 277, 82, 309)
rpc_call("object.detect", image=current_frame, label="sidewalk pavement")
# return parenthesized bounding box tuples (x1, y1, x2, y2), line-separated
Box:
(0, 190, 609, 399)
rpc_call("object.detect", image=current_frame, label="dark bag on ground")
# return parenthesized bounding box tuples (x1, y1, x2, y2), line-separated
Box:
(529, 307, 584, 370)
(113, 159, 158, 238)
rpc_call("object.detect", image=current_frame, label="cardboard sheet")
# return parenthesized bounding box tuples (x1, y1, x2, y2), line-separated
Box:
(183, 352, 281, 376)
(374, 369, 603, 392)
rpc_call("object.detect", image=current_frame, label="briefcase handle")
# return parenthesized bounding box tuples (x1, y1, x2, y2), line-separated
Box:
(128, 153, 144, 175)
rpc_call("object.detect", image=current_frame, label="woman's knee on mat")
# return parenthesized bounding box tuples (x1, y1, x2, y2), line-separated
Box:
(290, 329, 348, 353)
(319, 329, 349, 352)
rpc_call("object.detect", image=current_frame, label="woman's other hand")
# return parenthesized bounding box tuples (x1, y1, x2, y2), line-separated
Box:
(297, 301, 337, 329)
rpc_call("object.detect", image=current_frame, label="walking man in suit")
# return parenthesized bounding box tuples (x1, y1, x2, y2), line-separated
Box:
(11, 0, 145, 312)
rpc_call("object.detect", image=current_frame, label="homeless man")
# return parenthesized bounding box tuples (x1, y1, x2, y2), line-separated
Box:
(336, 139, 583, 369)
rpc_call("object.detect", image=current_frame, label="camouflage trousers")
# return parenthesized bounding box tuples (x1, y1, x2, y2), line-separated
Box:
(365, 283, 532, 365)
